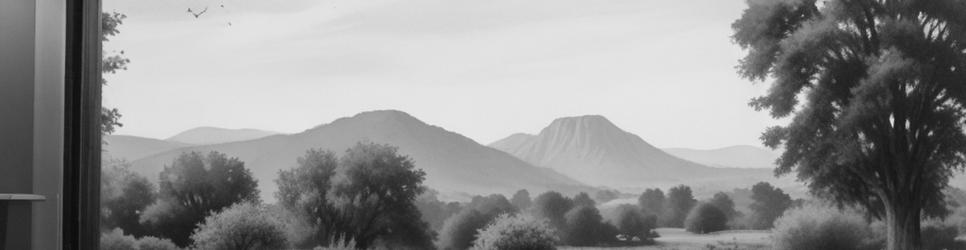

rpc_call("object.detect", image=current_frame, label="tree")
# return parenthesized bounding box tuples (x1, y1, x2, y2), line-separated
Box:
(274, 149, 340, 247)
(732, 0, 966, 249)
(100, 11, 130, 135)
(511, 189, 532, 211)
(637, 188, 665, 218)
(329, 142, 434, 249)
(472, 214, 557, 250)
(612, 204, 655, 241)
(468, 194, 518, 218)
(190, 202, 288, 250)
(140, 151, 259, 247)
(709, 192, 739, 220)
(416, 189, 463, 232)
(101, 160, 157, 237)
(594, 189, 620, 204)
(685, 203, 728, 234)
(664, 185, 697, 227)
(438, 209, 490, 250)
(562, 206, 615, 246)
(532, 191, 574, 230)
(749, 182, 792, 229)
(572, 192, 596, 208)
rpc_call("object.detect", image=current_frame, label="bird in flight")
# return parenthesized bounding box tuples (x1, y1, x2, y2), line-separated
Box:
(186, 7, 208, 18)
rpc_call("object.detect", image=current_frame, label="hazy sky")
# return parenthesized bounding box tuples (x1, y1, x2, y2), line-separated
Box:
(103, 0, 783, 149)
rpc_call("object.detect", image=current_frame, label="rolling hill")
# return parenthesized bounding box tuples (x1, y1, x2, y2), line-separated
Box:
(662, 145, 782, 169)
(132, 110, 590, 202)
(166, 127, 279, 145)
(103, 135, 192, 161)
(488, 115, 779, 190)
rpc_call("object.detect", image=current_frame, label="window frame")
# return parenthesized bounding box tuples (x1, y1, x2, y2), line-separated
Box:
(63, 0, 103, 249)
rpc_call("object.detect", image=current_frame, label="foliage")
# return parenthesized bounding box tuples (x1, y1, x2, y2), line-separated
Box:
(472, 214, 557, 250)
(771, 205, 878, 250)
(611, 204, 656, 242)
(685, 203, 728, 234)
(101, 228, 138, 250)
(135, 236, 181, 250)
(594, 189, 620, 204)
(532, 191, 574, 230)
(733, 0, 966, 248)
(100, 11, 129, 135)
(748, 182, 792, 229)
(511, 189, 532, 211)
(572, 192, 596, 208)
(637, 188, 665, 218)
(439, 209, 491, 250)
(708, 192, 739, 220)
(468, 194, 518, 217)
(417, 189, 463, 232)
(101, 159, 156, 237)
(919, 219, 963, 250)
(664, 185, 697, 228)
(562, 205, 615, 246)
(190, 202, 288, 250)
(140, 151, 259, 247)
(329, 142, 434, 249)
(275, 149, 340, 247)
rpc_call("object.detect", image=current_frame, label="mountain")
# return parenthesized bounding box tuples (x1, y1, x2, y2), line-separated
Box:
(132, 110, 589, 202)
(166, 127, 279, 145)
(662, 145, 782, 169)
(489, 115, 776, 189)
(103, 135, 192, 161)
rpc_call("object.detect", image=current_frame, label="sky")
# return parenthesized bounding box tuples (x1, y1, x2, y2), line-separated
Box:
(102, 0, 784, 149)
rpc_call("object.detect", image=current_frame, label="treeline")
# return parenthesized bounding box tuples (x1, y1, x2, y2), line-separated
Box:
(101, 142, 435, 250)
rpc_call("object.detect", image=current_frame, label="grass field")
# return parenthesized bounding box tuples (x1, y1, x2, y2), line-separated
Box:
(560, 228, 772, 250)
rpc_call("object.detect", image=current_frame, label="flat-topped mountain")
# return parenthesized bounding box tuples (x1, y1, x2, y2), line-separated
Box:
(132, 110, 590, 202)
(489, 115, 773, 189)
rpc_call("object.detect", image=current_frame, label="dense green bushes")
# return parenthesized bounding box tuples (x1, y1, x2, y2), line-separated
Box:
(439, 209, 491, 250)
(472, 214, 557, 250)
(189, 202, 289, 250)
(772, 205, 881, 250)
(100, 228, 181, 250)
(684, 203, 728, 234)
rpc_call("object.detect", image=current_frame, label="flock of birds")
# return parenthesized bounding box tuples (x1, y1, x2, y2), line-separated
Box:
(186, 4, 231, 26)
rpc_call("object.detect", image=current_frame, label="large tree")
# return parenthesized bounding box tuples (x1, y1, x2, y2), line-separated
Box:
(100, 11, 129, 135)
(330, 142, 434, 249)
(637, 188, 665, 218)
(275, 149, 341, 247)
(664, 185, 697, 228)
(732, 0, 966, 249)
(140, 151, 259, 247)
(100, 160, 156, 237)
(748, 182, 792, 229)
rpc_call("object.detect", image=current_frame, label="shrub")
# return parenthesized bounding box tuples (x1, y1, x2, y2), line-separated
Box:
(771, 205, 877, 250)
(532, 191, 574, 230)
(562, 206, 614, 246)
(135, 236, 181, 250)
(101, 228, 138, 250)
(190, 202, 288, 250)
(611, 204, 656, 242)
(684, 203, 728, 234)
(920, 219, 963, 250)
(439, 209, 491, 250)
(472, 214, 557, 250)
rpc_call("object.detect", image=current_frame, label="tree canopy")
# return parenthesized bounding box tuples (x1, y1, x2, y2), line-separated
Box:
(733, 0, 966, 248)
(638, 188, 665, 218)
(749, 182, 792, 229)
(664, 185, 697, 228)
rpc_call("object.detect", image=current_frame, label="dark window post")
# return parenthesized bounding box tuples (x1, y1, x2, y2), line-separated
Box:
(64, 0, 101, 249)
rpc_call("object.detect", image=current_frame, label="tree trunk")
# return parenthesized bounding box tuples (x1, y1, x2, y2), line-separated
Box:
(884, 201, 921, 250)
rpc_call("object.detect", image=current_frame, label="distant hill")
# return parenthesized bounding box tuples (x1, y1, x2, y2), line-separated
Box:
(662, 145, 782, 169)
(488, 115, 778, 190)
(132, 110, 590, 202)
(103, 135, 192, 161)
(166, 127, 279, 145)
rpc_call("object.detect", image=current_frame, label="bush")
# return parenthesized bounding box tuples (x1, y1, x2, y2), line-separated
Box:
(611, 204, 656, 242)
(190, 202, 288, 250)
(920, 219, 963, 250)
(562, 206, 614, 246)
(771, 205, 877, 250)
(472, 214, 557, 250)
(101, 228, 138, 250)
(439, 209, 491, 250)
(135, 236, 181, 250)
(685, 203, 728, 234)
